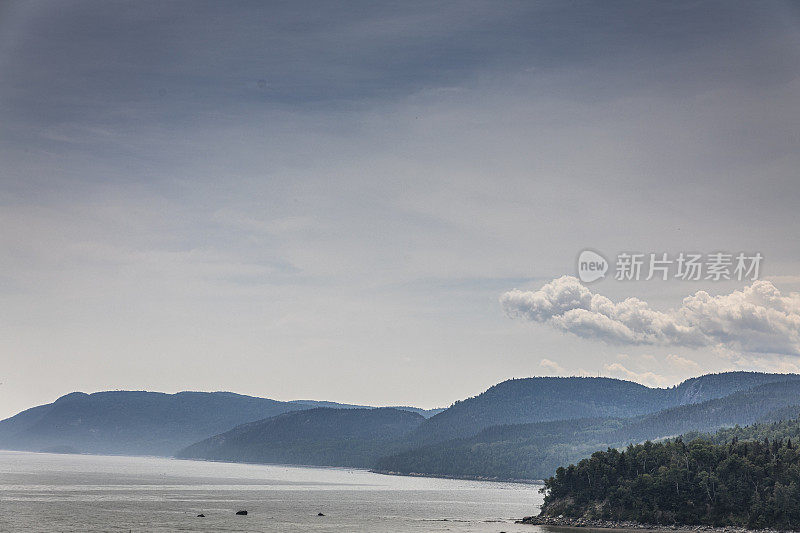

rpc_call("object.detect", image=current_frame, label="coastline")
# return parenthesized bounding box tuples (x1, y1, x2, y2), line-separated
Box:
(1, 450, 542, 485)
(179, 458, 543, 485)
(517, 515, 797, 533)
(370, 468, 543, 485)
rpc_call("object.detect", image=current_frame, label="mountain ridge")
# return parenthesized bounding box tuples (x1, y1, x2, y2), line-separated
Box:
(176, 407, 424, 468)
(375, 378, 800, 480)
(4, 372, 800, 473)
(406, 372, 800, 446)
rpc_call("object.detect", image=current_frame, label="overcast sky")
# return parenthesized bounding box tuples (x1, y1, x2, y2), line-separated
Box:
(1, 0, 799, 418)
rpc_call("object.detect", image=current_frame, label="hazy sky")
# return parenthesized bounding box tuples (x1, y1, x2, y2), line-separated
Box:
(1, 0, 800, 418)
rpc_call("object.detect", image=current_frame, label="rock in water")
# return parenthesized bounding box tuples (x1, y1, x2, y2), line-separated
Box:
(317, 512, 325, 516)
(197, 514, 205, 517)
(235, 510, 248, 515)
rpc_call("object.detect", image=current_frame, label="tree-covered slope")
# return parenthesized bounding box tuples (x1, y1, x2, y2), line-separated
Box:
(539, 427, 800, 528)
(668, 372, 800, 405)
(0, 391, 316, 456)
(3, 372, 797, 467)
(177, 407, 424, 468)
(406, 372, 800, 446)
(406, 377, 663, 446)
(683, 408, 800, 445)
(375, 380, 800, 481)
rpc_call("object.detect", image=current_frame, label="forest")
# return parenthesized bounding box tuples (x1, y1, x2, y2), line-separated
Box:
(540, 416, 800, 529)
(375, 379, 800, 480)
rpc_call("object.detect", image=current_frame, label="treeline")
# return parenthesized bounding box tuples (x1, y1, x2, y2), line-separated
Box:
(541, 419, 800, 528)
(684, 414, 800, 446)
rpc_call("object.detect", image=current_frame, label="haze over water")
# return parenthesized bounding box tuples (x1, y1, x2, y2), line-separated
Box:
(0, 450, 543, 532)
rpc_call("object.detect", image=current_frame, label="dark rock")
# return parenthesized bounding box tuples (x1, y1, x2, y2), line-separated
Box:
(318, 512, 325, 516)
(235, 510, 248, 515)
(196, 514, 205, 517)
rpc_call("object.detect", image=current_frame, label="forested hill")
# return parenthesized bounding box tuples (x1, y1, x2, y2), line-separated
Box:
(4, 372, 800, 471)
(668, 372, 800, 404)
(0, 391, 440, 457)
(177, 407, 424, 468)
(289, 400, 443, 418)
(406, 377, 658, 445)
(407, 372, 800, 445)
(538, 415, 800, 529)
(0, 391, 327, 456)
(375, 379, 800, 481)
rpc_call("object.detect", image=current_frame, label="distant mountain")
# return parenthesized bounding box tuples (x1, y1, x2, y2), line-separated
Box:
(3, 372, 798, 472)
(375, 379, 800, 481)
(0, 391, 318, 456)
(290, 400, 443, 418)
(0, 391, 438, 457)
(406, 377, 661, 446)
(667, 372, 800, 405)
(385, 406, 445, 418)
(607, 380, 800, 445)
(406, 372, 800, 445)
(177, 407, 424, 468)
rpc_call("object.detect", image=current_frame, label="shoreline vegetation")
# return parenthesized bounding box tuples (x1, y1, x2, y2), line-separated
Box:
(530, 417, 800, 532)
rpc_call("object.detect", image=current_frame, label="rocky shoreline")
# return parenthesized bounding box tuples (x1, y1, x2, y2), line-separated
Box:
(516, 515, 797, 533)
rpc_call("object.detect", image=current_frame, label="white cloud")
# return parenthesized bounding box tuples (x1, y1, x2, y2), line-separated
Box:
(539, 358, 565, 373)
(501, 276, 800, 355)
(602, 362, 670, 387)
(666, 354, 701, 371)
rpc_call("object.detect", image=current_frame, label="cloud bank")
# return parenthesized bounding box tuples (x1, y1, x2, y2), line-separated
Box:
(501, 277, 800, 355)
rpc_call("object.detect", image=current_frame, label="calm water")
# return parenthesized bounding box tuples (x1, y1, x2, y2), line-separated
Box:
(0, 450, 545, 532)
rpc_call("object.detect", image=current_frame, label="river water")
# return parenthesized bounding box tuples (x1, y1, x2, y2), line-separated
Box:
(0, 450, 546, 532)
